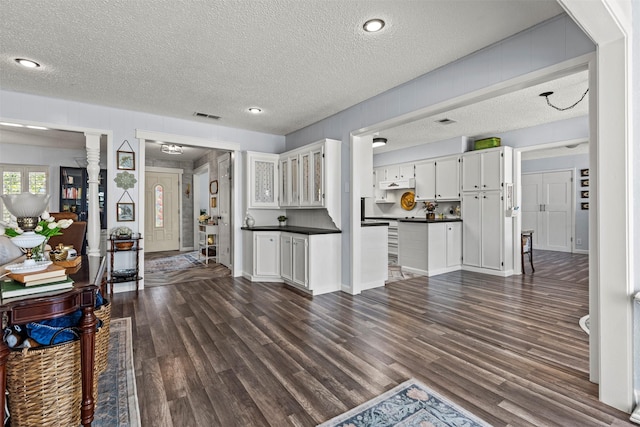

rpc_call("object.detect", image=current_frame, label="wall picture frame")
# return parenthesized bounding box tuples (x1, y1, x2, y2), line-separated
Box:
(580, 168, 589, 177)
(581, 179, 590, 187)
(117, 202, 135, 221)
(209, 180, 218, 195)
(117, 151, 135, 170)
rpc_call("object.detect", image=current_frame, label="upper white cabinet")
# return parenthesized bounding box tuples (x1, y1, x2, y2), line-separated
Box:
(300, 145, 324, 207)
(414, 160, 435, 200)
(247, 152, 279, 208)
(374, 167, 396, 203)
(279, 155, 299, 207)
(414, 155, 460, 201)
(384, 164, 414, 180)
(461, 147, 511, 192)
(435, 156, 460, 200)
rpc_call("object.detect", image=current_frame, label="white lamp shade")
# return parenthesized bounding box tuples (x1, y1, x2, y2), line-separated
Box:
(1, 192, 50, 217)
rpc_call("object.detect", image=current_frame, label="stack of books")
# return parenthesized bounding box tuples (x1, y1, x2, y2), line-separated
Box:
(1, 264, 74, 298)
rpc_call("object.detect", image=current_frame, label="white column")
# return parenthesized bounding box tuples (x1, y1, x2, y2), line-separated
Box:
(85, 132, 101, 257)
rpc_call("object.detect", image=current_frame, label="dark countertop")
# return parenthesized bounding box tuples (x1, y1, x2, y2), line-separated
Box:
(361, 221, 389, 227)
(241, 225, 341, 235)
(398, 218, 462, 223)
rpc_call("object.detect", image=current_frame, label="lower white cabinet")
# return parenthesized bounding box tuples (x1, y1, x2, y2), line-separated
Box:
(244, 230, 341, 294)
(243, 231, 281, 281)
(461, 191, 512, 274)
(398, 221, 462, 277)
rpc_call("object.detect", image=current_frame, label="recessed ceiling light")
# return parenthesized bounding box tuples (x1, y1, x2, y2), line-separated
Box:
(248, 107, 262, 114)
(0, 122, 24, 127)
(25, 125, 48, 130)
(15, 58, 40, 68)
(363, 19, 385, 32)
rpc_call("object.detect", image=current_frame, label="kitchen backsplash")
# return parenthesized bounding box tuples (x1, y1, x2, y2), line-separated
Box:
(365, 192, 460, 219)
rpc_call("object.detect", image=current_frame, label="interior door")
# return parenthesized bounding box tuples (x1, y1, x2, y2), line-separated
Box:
(144, 170, 180, 252)
(217, 153, 232, 267)
(521, 170, 573, 252)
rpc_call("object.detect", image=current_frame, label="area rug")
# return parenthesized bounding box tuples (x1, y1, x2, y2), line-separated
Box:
(579, 314, 590, 335)
(317, 379, 490, 427)
(94, 317, 140, 427)
(144, 251, 203, 273)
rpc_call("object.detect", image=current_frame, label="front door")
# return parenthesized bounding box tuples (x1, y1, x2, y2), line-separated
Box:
(522, 170, 573, 252)
(217, 153, 231, 267)
(145, 170, 180, 252)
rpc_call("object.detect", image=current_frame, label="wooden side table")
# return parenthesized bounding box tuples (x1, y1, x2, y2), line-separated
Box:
(521, 230, 535, 274)
(0, 257, 98, 426)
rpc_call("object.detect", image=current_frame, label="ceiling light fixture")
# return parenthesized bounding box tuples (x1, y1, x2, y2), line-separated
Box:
(372, 137, 387, 148)
(363, 19, 385, 32)
(539, 89, 589, 111)
(248, 107, 262, 114)
(15, 58, 40, 68)
(161, 144, 184, 155)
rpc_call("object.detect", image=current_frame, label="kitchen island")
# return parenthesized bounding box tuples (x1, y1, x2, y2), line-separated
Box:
(398, 218, 462, 277)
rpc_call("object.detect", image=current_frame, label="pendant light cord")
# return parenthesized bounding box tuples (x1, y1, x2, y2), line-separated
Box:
(544, 88, 589, 111)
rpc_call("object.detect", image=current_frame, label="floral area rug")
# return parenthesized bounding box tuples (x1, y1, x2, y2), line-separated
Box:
(317, 379, 490, 427)
(94, 317, 140, 427)
(144, 251, 203, 273)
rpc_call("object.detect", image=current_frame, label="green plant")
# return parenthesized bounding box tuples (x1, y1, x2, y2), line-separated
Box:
(278, 215, 287, 222)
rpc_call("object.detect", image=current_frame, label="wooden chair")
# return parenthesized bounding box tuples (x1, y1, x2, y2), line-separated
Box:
(521, 230, 534, 274)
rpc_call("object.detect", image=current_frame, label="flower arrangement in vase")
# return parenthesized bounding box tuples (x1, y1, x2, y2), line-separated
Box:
(0, 212, 74, 261)
(423, 201, 438, 220)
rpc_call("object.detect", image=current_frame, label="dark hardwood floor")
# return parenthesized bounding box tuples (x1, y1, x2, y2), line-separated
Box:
(110, 249, 634, 426)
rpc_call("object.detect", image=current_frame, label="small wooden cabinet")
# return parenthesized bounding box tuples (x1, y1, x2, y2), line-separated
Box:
(107, 234, 142, 295)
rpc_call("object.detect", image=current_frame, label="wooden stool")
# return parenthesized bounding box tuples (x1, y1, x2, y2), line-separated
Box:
(521, 230, 534, 274)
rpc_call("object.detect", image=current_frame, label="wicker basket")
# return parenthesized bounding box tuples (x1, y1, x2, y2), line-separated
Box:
(95, 301, 111, 375)
(7, 340, 82, 427)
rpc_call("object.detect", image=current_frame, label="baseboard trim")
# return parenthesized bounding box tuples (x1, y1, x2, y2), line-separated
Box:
(630, 405, 640, 424)
(573, 249, 589, 255)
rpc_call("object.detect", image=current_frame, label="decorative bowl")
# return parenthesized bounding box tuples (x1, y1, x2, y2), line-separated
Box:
(115, 241, 134, 250)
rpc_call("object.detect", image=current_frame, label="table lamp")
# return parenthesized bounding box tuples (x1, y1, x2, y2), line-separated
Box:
(1, 192, 50, 267)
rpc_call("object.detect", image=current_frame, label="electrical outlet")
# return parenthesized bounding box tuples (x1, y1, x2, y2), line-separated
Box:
(576, 238, 582, 245)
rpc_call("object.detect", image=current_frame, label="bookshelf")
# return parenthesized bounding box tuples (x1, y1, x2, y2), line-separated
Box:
(59, 166, 107, 229)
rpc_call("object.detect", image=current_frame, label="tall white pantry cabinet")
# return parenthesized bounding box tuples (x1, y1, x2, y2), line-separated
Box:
(461, 146, 514, 276)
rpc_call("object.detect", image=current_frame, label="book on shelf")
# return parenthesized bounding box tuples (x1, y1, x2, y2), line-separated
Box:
(8, 264, 66, 285)
(1, 278, 74, 298)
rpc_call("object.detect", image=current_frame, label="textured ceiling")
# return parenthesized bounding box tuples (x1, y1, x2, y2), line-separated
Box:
(375, 70, 589, 153)
(0, 0, 564, 136)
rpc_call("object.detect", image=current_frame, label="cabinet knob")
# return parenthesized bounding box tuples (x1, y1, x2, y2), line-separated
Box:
(483, 184, 487, 187)
(474, 185, 478, 188)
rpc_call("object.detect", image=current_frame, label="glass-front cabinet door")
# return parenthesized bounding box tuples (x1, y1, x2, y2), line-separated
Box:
(310, 146, 324, 206)
(300, 152, 311, 206)
(279, 158, 289, 207)
(248, 152, 279, 208)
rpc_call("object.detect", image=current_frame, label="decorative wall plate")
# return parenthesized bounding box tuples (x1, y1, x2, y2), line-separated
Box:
(400, 191, 416, 210)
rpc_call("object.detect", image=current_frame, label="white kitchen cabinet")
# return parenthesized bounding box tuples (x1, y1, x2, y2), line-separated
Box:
(247, 152, 279, 208)
(414, 155, 460, 201)
(398, 221, 462, 277)
(414, 160, 435, 200)
(435, 156, 460, 200)
(242, 231, 281, 281)
(461, 147, 511, 192)
(384, 164, 414, 180)
(446, 222, 462, 268)
(300, 145, 323, 207)
(280, 234, 293, 281)
(461, 192, 508, 272)
(279, 155, 299, 207)
(374, 167, 396, 203)
(291, 235, 308, 287)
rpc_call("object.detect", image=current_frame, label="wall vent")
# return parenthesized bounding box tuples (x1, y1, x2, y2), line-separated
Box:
(194, 112, 221, 120)
(436, 118, 456, 125)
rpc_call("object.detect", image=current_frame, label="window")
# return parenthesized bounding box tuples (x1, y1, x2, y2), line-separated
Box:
(154, 184, 164, 228)
(0, 164, 49, 223)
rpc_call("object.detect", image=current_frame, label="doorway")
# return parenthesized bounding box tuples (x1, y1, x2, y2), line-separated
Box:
(144, 168, 181, 253)
(521, 170, 574, 252)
